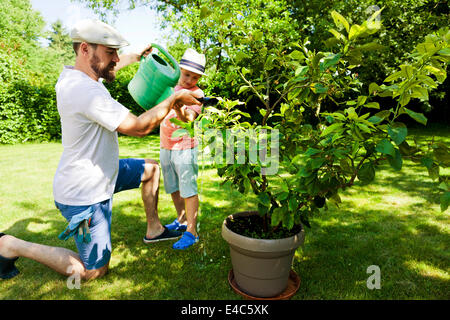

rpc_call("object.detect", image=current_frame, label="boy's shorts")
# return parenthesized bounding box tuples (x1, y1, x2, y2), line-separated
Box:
(160, 147, 198, 199)
(55, 158, 146, 270)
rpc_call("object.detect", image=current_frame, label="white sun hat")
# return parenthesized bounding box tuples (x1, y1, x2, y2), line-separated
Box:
(70, 19, 129, 49)
(179, 48, 207, 76)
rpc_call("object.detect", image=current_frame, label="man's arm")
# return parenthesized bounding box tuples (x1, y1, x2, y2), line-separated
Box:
(116, 89, 201, 137)
(114, 45, 153, 73)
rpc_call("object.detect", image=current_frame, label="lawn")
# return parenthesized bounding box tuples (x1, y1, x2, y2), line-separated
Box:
(0, 126, 448, 300)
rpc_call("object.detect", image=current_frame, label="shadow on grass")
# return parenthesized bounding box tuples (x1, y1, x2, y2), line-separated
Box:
(294, 206, 449, 299)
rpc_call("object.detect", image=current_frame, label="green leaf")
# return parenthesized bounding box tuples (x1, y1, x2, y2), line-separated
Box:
(320, 53, 341, 71)
(384, 71, 402, 82)
(295, 65, 309, 76)
(305, 148, 322, 156)
(200, 6, 213, 18)
(410, 86, 429, 101)
(349, 24, 363, 40)
(433, 142, 450, 166)
(400, 65, 415, 79)
(290, 50, 305, 61)
(357, 42, 385, 52)
(356, 123, 372, 134)
(238, 85, 251, 95)
(276, 191, 289, 201)
(369, 82, 380, 95)
(387, 148, 402, 171)
(169, 117, 187, 127)
(357, 162, 375, 185)
(438, 182, 448, 191)
(440, 191, 450, 212)
(376, 139, 396, 157)
(328, 28, 345, 41)
(364, 102, 380, 109)
(420, 157, 434, 169)
(345, 107, 358, 120)
(357, 95, 368, 106)
(404, 108, 427, 125)
(257, 192, 270, 207)
(312, 83, 328, 94)
(368, 115, 383, 124)
(388, 123, 408, 145)
(320, 123, 344, 137)
(171, 129, 189, 138)
(271, 207, 284, 226)
(310, 157, 326, 169)
(438, 47, 450, 57)
(288, 197, 297, 212)
(253, 30, 263, 41)
(427, 163, 440, 181)
(424, 66, 446, 82)
(331, 10, 350, 32)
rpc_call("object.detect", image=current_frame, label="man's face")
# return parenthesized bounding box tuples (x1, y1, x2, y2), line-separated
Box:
(89, 44, 119, 83)
(178, 68, 202, 89)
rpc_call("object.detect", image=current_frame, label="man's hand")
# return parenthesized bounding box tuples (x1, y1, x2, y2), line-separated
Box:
(114, 44, 153, 73)
(139, 44, 153, 59)
(172, 89, 202, 111)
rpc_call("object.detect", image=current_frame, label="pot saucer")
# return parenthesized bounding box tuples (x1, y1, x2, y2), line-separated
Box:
(228, 269, 300, 300)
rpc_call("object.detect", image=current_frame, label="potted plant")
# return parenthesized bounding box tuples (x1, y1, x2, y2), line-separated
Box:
(176, 8, 449, 298)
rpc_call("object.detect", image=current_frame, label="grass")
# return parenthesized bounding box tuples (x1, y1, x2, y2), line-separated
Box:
(0, 126, 448, 300)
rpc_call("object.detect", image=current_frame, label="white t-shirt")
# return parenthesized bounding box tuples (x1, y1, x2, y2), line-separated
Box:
(53, 66, 129, 205)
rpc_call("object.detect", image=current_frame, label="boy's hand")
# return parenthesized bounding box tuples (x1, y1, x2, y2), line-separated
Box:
(172, 89, 202, 110)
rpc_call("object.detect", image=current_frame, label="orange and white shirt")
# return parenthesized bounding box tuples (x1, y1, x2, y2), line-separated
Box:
(160, 85, 203, 150)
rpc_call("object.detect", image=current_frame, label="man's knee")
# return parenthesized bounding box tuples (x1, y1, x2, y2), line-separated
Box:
(142, 159, 160, 181)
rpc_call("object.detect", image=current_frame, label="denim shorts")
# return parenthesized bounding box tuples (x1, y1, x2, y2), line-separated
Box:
(160, 147, 198, 198)
(55, 158, 146, 270)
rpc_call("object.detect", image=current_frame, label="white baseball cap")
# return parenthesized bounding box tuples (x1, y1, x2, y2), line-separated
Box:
(70, 19, 129, 49)
(179, 48, 206, 76)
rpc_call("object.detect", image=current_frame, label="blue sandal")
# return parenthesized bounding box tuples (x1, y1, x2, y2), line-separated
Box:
(164, 219, 187, 232)
(172, 231, 199, 250)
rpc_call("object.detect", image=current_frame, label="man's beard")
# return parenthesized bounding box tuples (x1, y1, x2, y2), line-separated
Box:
(90, 53, 116, 83)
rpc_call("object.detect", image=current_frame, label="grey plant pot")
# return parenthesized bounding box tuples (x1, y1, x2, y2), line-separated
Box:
(221, 211, 305, 298)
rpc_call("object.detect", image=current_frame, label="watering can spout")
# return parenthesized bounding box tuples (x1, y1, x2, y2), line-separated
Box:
(128, 43, 181, 110)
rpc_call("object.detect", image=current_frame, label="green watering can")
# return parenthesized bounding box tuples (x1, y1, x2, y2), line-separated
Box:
(128, 43, 180, 110)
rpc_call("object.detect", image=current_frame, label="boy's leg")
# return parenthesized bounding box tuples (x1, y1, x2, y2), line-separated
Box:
(0, 234, 107, 280)
(160, 149, 186, 228)
(184, 194, 199, 237)
(170, 190, 186, 224)
(172, 147, 200, 249)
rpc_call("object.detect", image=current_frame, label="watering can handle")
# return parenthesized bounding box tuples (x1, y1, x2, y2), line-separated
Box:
(141, 43, 180, 75)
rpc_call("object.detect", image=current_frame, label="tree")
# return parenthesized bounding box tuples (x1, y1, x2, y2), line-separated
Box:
(176, 11, 450, 233)
(47, 20, 76, 65)
(0, 0, 63, 143)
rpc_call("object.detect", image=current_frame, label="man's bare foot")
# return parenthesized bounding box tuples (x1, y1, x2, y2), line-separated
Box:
(0, 234, 18, 259)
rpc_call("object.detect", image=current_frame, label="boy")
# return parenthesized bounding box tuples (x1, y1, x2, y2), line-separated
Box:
(159, 48, 206, 249)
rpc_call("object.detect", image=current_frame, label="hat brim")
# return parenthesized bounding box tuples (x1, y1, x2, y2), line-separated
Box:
(180, 65, 206, 76)
(72, 40, 129, 49)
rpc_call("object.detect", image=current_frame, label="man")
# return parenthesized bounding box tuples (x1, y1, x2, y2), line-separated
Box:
(0, 19, 201, 281)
